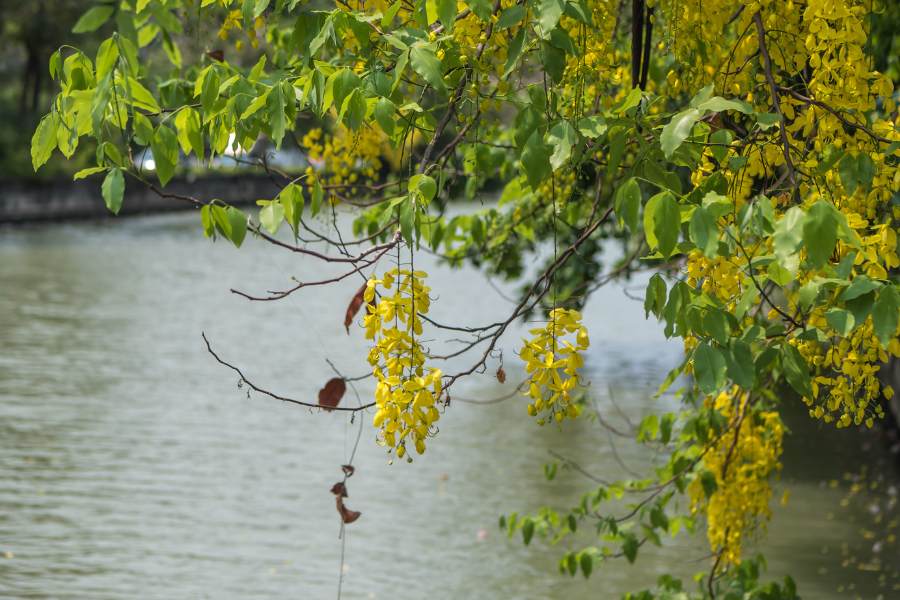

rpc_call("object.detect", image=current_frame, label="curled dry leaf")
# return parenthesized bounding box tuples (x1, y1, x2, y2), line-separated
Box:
(206, 49, 224, 62)
(496, 366, 506, 383)
(344, 282, 367, 334)
(335, 496, 362, 524)
(318, 377, 346, 411)
(341, 464, 355, 477)
(330, 481, 347, 498)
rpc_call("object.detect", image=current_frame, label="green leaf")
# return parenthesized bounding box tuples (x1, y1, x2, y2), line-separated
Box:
(382, 2, 402, 27)
(661, 108, 701, 159)
(645, 191, 680, 257)
(339, 88, 367, 131)
(614, 87, 642, 115)
(644, 273, 667, 318)
(540, 42, 565, 83)
(803, 201, 839, 268)
(576, 115, 607, 138)
(579, 552, 593, 578)
(409, 174, 437, 203)
(133, 113, 154, 143)
(279, 183, 304, 233)
(622, 534, 639, 564)
(503, 28, 527, 77)
(252, 0, 270, 19)
(520, 131, 552, 190)
(259, 201, 284, 235)
(95, 38, 119, 79)
(410, 46, 446, 94)
(873, 286, 900, 348)
(374, 97, 396, 135)
(464, 0, 492, 20)
(756, 112, 781, 130)
(773, 207, 806, 274)
(614, 177, 641, 232)
(200, 204, 215, 238)
(693, 343, 727, 395)
(226, 206, 247, 247)
(497, 5, 525, 29)
(240, 90, 270, 121)
(267, 85, 287, 147)
(546, 121, 576, 171)
(31, 114, 58, 171)
(856, 153, 875, 190)
(150, 125, 179, 186)
(694, 96, 753, 114)
(201, 68, 220, 114)
(399, 200, 415, 246)
(311, 179, 324, 216)
(101, 168, 125, 214)
(175, 108, 204, 159)
(436, 0, 457, 30)
(73, 166, 109, 180)
(703, 309, 730, 345)
(781, 343, 812, 398)
(699, 470, 718, 498)
(825, 308, 855, 336)
(726, 340, 756, 388)
(841, 275, 880, 301)
(689, 206, 718, 257)
(73, 6, 115, 33)
(536, 0, 565, 35)
(522, 518, 535, 545)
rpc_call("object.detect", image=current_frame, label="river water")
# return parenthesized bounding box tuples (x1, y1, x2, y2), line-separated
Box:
(0, 211, 897, 599)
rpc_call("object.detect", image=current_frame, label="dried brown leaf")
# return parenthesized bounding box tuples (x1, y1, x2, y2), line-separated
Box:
(344, 282, 367, 334)
(318, 378, 346, 411)
(335, 496, 362, 524)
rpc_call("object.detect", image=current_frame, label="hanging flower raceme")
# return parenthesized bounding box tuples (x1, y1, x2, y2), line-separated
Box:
(363, 269, 441, 460)
(689, 388, 784, 568)
(519, 308, 590, 425)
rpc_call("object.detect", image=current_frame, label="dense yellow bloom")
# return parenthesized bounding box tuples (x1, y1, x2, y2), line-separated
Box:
(364, 269, 441, 459)
(520, 308, 590, 424)
(302, 125, 390, 194)
(689, 389, 784, 567)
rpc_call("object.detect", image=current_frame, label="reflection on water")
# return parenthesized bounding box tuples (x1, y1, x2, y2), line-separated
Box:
(0, 212, 897, 599)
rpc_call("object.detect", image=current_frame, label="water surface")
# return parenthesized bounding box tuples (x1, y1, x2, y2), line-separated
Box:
(1, 212, 897, 598)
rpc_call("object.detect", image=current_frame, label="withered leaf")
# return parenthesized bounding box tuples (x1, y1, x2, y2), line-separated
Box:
(496, 367, 506, 383)
(344, 282, 367, 334)
(341, 464, 355, 477)
(335, 496, 362, 524)
(318, 378, 346, 411)
(330, 481, 348, 497)
(206, 49, 224, 62)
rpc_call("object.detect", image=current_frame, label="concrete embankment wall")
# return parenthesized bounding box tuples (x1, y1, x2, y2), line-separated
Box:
(0, 173, 280, 223)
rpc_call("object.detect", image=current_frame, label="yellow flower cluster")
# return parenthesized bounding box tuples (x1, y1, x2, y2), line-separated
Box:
(364, 269, 442, 459)
(302, 125, 388, 194)
(685, 250, 745, 307)
(217, 9, 265, 50)
(520, 308, 590, 424)
(689, 389, 784, 567)
(675, 0, 899, 437)
(796, 315, 898, 429)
